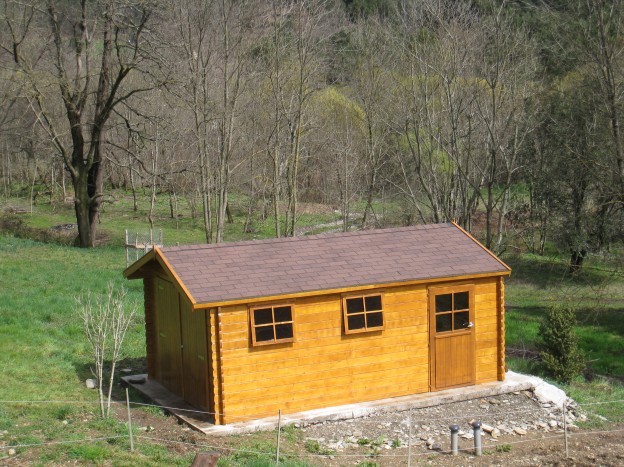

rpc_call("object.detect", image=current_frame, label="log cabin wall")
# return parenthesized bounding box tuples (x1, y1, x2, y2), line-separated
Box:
(474, 277, 504, 383)
(143, 276, 156, 378)
(215, 276, 504, 424)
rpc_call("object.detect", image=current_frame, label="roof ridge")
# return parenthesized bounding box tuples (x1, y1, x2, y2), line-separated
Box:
(161, 223, 452, 252)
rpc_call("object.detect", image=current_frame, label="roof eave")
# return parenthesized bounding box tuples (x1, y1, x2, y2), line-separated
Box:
(451, 221, 512, 273)
(123, 247, 198, 306)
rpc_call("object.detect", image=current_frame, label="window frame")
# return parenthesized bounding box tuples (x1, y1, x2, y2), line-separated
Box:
(249, 303, 295, 347)
(429, 284, 475, 335)
(342, 292, 386, 335)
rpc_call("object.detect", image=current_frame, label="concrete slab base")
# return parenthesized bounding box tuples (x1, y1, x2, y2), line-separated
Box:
(123, 371, 565, 436)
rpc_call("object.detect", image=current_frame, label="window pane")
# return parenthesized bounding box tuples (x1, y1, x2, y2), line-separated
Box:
(275, 323, 294, 340)
(454, 292, 469, 310)
(454, 311, 470, 330)
(346, 297, 365, 314)
(274, 306, 292, 323)
(254, 308, 273, 325)
(347, 314, 366, 330)
(435, 294, 452, 313)
(366, 312, 383, 328)
(365, 295, 382, 311)
(436, 313, 452, 332)
(255, 325, 274, 342)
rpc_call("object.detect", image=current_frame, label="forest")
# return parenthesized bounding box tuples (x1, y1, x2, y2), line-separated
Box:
(1, 0, 623, 268)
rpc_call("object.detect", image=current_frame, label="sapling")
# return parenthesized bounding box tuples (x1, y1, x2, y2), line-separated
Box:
(77, 282, 137, 417)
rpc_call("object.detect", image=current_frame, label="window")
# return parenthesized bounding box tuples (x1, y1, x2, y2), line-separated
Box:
(250, 305, 294, 346)
(434, 289, 472, 333)
(343, 294, 385, 334)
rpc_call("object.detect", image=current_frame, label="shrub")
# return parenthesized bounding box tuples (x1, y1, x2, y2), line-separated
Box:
(539, 305, 585, 383)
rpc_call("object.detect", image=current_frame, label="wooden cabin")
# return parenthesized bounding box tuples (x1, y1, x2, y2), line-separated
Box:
(124, 223, 511, 425)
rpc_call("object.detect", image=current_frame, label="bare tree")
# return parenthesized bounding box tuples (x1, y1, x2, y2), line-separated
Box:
(261, 0, 334, 236)
(78, 283, 137, 418)
(3, 0, 164, 247)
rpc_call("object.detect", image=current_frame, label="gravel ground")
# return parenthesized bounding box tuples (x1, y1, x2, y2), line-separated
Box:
(297, 390, 594, 465)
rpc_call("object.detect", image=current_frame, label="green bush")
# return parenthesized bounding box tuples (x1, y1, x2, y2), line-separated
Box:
(539, 305, 585, 383)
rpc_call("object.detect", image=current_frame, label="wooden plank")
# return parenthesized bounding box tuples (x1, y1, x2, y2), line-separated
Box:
(180, 299, 209, 411)
(475, 338, 498, 351)
(122, 375, 214, 428)
(475, 370, 498, 384)
(222, 342, 429, 375)
(222, 374, 431, 417)
(222, 351, 430, 387)
(223, 370, 431, 409)
(222, 328, 429, 358)
(210, 308, 224, 425)
(497, 277, 506, 381)
(154, 277, 184, 396)
(221, 374, 431, 419)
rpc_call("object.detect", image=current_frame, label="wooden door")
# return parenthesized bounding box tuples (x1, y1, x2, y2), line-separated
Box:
(154, 276, 183, 396)
(429, 285, 475, 391)
(180, 300, 211, 411)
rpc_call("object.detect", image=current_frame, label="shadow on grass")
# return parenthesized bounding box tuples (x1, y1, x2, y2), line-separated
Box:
(504, 254, 613, 290)
(73, 357, 148, 402)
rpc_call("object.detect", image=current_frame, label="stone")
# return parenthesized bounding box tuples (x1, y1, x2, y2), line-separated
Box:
(536, 422, 548, 429)
(62, 420, 68, 425)
(461, 433, 474, 440)
(513, 427, 527, 436)
(489, 399, 501, 405)
(549, 420, 558, 427)
(85, 379, 97, 389)
(491, 429, 501, 438)
(352, 430, 362, 438)
(481, 424, 494, 434)
(8, 448, 16, 456)
(567, 424, 580, 432)
(431, 442, 442, 451)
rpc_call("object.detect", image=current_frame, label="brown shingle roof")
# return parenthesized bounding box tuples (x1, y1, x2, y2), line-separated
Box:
(134, 223, 510, 306)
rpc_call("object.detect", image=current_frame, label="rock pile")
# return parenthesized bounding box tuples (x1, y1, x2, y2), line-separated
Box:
(299, 390, 585, 454)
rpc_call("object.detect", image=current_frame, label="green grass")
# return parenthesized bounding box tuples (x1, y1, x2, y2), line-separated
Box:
(503, 251, 624, 424)
(3, 190, 343, 247)
(0, 189, 623, 463)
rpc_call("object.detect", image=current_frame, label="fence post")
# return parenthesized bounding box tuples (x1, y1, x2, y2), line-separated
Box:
(276, 409, 282, 466)
(449, 424, 459, 455)
(562, 400, 568, 458)
(472, 421, 482, 456)
(407, 409, 412, 467)
(124, 385, 134, 452)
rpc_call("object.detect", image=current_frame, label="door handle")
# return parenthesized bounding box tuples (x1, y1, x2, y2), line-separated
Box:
(466, 322, 474, 328)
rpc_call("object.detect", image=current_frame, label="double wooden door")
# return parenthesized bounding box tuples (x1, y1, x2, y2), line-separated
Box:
(429, 285, 475, 390)
(153, 276, 210, 411)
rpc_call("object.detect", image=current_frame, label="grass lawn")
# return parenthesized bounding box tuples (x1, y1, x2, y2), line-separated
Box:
(0, 191, 623, 463)
(503, 252, 624, 424)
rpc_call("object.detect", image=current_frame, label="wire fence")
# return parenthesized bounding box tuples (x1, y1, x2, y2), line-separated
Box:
(1, 396, 623, 464)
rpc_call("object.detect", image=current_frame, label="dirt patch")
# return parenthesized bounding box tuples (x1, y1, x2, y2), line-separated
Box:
(125, 390, 623, 466)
